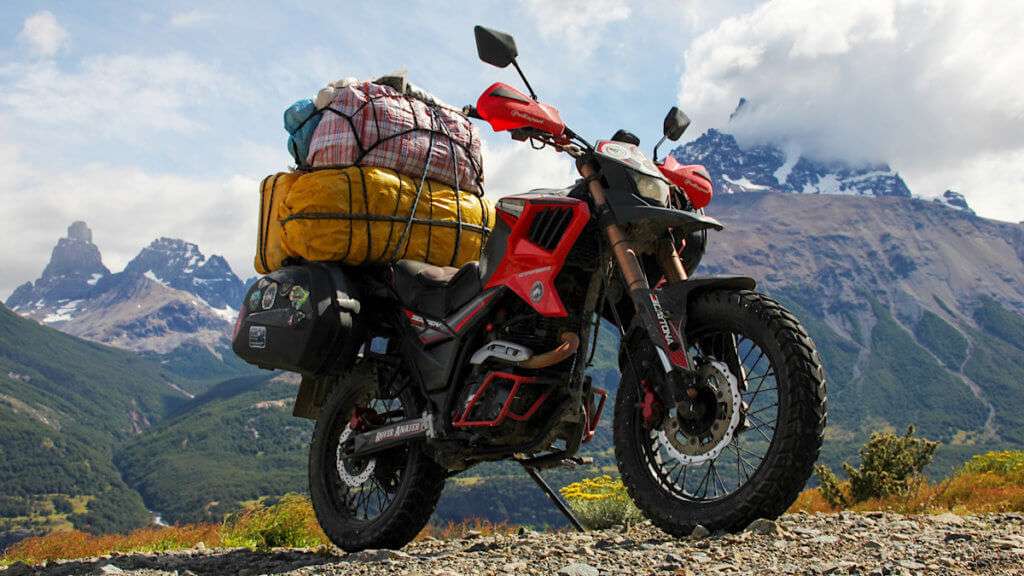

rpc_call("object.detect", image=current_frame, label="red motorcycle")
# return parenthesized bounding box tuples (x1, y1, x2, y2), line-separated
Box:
(236, 26, 826, 551)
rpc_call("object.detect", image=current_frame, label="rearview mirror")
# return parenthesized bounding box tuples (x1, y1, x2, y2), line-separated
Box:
(474, 25, 518, 68)
(663, 107, 691, 141)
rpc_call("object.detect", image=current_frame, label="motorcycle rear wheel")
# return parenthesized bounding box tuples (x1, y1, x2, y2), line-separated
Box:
(308, 367, 445, 551)
(614, 289, 826, 536)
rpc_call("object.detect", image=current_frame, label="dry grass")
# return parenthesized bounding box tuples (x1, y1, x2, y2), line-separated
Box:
(1, 493, 518, 567)
(1, 524, 221, 566)
(790, 471, 1024, 515)
(415, 518, 517, 540)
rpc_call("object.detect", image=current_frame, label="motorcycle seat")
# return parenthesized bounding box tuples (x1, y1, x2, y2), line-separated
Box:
(390, 259, 483, 319)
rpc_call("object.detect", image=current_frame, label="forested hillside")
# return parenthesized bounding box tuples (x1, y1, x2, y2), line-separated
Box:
(0, 305, 185, 546)
(0, 303, 260, 546)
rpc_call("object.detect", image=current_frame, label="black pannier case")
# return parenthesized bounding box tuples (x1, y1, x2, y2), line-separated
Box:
(232, 264, 362, 375)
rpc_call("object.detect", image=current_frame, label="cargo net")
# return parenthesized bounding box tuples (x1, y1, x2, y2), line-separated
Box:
(294, 81, 491, 267)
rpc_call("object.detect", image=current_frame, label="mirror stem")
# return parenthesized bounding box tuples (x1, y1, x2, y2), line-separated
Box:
(511, 59, 538, 100)
(653, 135, 667, 164)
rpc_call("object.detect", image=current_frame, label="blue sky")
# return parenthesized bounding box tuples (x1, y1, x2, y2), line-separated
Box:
(2, 1, 1022, 298)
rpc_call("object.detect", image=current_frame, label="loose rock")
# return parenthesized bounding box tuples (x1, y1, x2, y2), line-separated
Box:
(557, 563, 599, 576)
(6, 513, 1024, 576)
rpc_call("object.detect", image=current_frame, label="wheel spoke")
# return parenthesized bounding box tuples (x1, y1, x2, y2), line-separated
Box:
(746, 413, 776, 442)
(747, 402, 778, 418)
(746, 373, 776, 406)
(695, 464, 713, 499)
(710, 460, 727, 498)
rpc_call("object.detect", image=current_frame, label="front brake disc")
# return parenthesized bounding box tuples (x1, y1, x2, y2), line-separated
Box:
(657, 360, 741, 465)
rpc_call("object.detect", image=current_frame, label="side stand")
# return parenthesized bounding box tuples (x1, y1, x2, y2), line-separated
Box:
(521, 464, 586, 532)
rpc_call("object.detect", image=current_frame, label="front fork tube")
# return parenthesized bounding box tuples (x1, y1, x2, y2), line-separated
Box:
(580, 164, 692, 404)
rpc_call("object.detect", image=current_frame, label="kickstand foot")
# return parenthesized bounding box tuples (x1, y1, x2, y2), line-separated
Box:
(521, 463, 586, 532)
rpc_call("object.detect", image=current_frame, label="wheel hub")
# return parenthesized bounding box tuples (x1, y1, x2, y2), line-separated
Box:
(658, 360, 741, 465)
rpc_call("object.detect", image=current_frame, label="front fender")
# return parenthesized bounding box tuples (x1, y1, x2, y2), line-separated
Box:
(657, 276, 757, 322)
(609, 204, 724, 235)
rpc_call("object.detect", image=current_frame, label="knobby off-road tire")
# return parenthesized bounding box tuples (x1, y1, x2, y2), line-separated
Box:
(614, 289, 827, 536)
(309, 370, 446, 551)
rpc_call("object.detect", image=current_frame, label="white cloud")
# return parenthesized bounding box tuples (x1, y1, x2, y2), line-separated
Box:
(170, 9, 217, 28)
(1, 52, 241, 141)
(522, 0, 631, 59)
(18, 11, 69, 58)
(0, 145, 262, 297)
(480, 137, 577, 199)
(679, 0, 1024, 221)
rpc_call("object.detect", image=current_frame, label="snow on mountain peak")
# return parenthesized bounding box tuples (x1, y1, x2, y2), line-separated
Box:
(125, 238, 243, 310)
(672, 127, 912, 198)
(5, 224, 245, 354)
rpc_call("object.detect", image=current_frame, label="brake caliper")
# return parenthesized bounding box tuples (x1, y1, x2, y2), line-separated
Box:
(639, 378, 664, 429)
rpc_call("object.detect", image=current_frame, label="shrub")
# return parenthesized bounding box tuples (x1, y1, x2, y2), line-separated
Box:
(815, 426, 938, 508)
(219, 494, 326, 550)
(52, 496, 74, 515)
(560, 476, 644, 529)
(961, 450, 1024, 481)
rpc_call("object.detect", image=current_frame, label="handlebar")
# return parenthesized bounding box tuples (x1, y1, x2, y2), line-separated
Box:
(463, 104, 586, 158)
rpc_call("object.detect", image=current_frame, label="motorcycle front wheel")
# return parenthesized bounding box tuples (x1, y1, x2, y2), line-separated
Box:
(614, 289, 826, 536)
(308, 366, 445, 551)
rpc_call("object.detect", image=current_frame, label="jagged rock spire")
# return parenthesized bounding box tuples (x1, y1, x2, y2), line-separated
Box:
(7, 222, 110, 312)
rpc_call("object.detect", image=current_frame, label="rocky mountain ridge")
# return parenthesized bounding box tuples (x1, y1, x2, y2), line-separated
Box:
(5, 223, 244, 354)
(673, 127, 915, 198)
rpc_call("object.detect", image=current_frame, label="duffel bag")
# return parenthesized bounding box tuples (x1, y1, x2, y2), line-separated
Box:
(255, 172, 302, 274)
(307, 81, 484, 194)
(254, 167, 495, 274)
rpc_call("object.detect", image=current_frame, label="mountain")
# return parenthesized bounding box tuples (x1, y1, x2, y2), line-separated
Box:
(0, 302, 195, 546)
(116, 373, 310, 524)
(6, 224, 245, 357)
(674, 128, 914, 198)
(673, 125, 1023, 460)
(697, 193, 1024, 451)
(7, 222, 110, 320)
(124, 237, 244, 311)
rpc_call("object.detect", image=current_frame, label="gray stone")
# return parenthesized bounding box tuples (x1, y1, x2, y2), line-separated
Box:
(930, 512, 965, 525)
(557, 562, 599, 576)
(2, 562, 34, 576)
(746, 518, 783, 536)
(99, 565, 125, 574)
(502, 560, 527, 573)
(690, 524, 711, 540)
(347, 548, 411, 562)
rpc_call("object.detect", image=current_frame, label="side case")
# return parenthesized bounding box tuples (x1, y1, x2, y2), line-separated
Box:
(232, 264, 363, 375)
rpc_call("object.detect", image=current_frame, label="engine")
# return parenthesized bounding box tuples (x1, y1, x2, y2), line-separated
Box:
(450, 299, 581, 448)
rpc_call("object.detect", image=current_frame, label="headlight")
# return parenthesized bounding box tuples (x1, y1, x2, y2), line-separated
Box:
(635, 173, 670, 206)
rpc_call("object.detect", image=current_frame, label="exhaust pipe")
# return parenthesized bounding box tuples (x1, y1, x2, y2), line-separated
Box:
(519, 332, 579, 369)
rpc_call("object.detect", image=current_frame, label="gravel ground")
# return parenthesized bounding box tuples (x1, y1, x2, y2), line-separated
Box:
(4, 512, 1023, 576)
